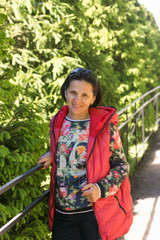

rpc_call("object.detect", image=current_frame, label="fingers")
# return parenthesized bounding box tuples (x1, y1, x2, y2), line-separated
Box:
(82, 183, 100, 203)
(37, 151, 51, 163)
(37, 151, 52, 169)
(81, 183, 92, 191)
(43, 159, 52, 169)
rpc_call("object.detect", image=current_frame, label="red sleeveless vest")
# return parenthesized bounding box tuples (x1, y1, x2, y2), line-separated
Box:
(48, 105, 133, 240)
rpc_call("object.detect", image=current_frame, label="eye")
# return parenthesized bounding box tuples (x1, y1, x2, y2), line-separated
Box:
(82, 93, 88, 97)
(70, 91, 76, 94)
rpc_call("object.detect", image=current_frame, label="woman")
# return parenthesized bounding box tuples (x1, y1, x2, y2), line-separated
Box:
(37, 68, 133, 240)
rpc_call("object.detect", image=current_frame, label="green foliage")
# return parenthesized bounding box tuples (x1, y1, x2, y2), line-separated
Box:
(0, 11, 50, 240)
(0, 0, 160, 239)
(2, 0, 160, 114)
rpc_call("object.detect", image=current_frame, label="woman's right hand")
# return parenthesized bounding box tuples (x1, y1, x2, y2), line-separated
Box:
(37, 151, 52, 169)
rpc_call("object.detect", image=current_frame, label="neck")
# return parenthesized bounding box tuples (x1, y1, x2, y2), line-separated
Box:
(67, 112, 90, 120)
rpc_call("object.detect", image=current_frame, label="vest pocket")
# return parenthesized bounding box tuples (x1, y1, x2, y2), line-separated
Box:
(114, 195, 126, 215)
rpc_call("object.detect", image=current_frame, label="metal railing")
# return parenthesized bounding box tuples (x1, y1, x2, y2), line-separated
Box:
(0, 164, 49, 237)
(117, 86, 160, 168)
(0, 86, 160, 237)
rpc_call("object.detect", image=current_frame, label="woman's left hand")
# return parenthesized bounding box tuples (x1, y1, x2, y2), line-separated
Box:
(82, 183, 100, 203)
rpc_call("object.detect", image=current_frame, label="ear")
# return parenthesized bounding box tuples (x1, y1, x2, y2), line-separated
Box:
(91, 95, 96, 105)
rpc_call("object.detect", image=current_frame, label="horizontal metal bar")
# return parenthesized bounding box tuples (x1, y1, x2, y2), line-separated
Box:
(118, 93, 159, 130)
(118, 115, 133, 131)
(0, 189, 49, 237)
(118, 88, 160, 116)
(0, 163, 44, 196)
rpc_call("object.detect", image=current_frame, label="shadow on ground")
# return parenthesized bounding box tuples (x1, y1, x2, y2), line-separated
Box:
(118, 127, 160, 240)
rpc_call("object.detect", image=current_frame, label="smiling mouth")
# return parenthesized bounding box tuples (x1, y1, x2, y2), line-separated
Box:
(73, 105, 81, 108)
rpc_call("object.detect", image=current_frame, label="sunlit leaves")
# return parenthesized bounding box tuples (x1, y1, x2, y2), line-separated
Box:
(0, 10, 50, 240)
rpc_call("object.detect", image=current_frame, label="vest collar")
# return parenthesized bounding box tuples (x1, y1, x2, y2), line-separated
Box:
(54, 105, 118, 138)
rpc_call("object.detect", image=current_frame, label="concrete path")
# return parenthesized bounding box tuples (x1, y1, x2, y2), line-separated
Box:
(122, 127, 160, 240)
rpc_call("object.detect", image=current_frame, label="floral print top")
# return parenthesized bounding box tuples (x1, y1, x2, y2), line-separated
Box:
(55, 117, 129, 212)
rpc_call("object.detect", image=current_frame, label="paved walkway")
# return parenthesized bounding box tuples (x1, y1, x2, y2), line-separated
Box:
(122, 127, 160, 240)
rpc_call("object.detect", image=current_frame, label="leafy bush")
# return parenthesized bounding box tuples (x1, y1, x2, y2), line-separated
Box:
(0, 12, 50, 240)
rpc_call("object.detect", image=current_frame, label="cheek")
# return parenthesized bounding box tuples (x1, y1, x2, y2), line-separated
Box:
(84, 99, 93, 106)
(65, 94, 72, 102)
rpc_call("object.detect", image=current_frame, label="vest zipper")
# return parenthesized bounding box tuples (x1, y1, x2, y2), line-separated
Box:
(86, 108, 116, 239)
(86, 108, 116, 181)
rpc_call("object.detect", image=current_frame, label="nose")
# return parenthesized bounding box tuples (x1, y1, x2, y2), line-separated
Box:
(74, 94, 81, 102)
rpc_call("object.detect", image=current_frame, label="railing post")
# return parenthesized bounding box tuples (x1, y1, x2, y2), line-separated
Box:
(148, 96, 150, 133)
(135, 103, 138, 168)
(141, 98, 145, 144)
(126, 110, 129, 161)
(155, 90, 158, 124)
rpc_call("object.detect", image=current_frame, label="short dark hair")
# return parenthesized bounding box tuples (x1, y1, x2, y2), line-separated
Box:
(60, 68, 102, 107)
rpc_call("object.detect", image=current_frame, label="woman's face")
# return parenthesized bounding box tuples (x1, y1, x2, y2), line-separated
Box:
(65, 80, 96, 120)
